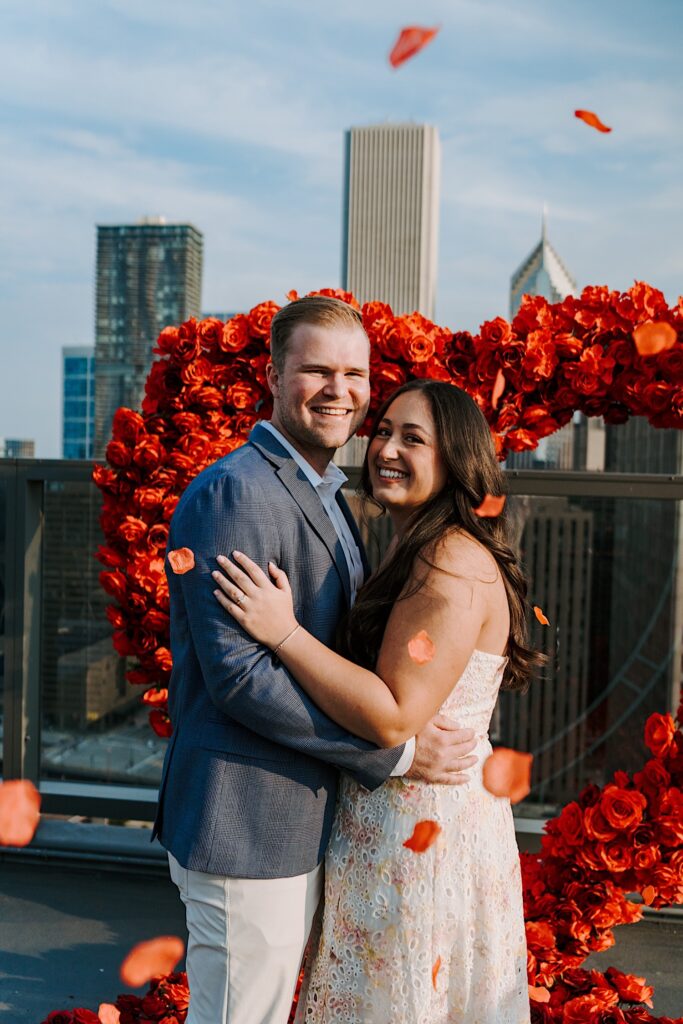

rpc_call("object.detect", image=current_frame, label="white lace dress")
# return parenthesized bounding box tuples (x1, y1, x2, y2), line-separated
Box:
(295, 649, 530, 1024)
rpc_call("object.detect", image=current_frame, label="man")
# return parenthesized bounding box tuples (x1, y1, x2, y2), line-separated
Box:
(154, 296, 478, 1024)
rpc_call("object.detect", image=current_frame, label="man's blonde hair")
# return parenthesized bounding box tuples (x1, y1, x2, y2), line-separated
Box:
(270, 296, 365, 372)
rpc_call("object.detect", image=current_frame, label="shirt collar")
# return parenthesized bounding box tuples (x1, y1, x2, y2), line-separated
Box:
(260, 420, 348, 494)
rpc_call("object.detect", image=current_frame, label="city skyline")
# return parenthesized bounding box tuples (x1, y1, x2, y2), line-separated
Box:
(2, 0, 682, 456)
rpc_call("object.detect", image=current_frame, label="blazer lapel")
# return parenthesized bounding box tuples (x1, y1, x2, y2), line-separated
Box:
(249, 425, 353, 603)
(337, 490, 372, 582)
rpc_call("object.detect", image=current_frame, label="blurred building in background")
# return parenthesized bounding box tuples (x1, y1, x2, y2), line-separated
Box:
(62, 346, 95, 459)
(0, 438, 35, 458)
(93, 217, 203, 456)
(342, 123, 440, 319)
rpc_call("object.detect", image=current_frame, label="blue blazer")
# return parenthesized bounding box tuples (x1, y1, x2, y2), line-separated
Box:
(153, 423, 403, 878)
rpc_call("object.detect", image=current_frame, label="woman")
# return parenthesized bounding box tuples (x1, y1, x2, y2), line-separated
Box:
(212, 380, 539, 1023)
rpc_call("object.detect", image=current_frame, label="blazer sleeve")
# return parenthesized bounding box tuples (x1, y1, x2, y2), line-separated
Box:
(169, 469, 404, 791)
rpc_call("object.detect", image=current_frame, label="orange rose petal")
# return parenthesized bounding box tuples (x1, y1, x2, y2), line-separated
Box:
(491, 369, 506, 410)
(633, 321, 677, 357)
(407, 629, 436, 665)
(432, 955, 442, 990)
(575, 109, 612, 133)
(167, 547, 195, 574)
(474, 494, 506, 518)
(483, 748, 533, 804)
(0, 779, 41, 847)
(98, 1004, 121, 1024)
(529, 985, 551, 1003)
(120, 935, 185, 988)
(534, 605, 550, 626)
(389, 26, 439, 68)
(642, 885, 656, 906)
(403, 819, 442, 853)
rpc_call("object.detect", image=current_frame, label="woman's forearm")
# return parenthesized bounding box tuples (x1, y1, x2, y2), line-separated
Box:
(275, 628, 409, 747)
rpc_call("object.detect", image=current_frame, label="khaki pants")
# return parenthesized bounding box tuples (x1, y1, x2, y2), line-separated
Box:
(168, 852, 323, 1024)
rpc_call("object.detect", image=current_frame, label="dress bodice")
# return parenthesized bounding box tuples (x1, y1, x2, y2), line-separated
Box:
(438, 648, 508, 740)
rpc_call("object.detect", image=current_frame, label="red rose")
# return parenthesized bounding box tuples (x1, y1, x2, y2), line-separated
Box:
(597, 838, 634, 873)
(159, 981, 190, 1012)
(219, 314, 252, 353)
(43, 1013, 74, 1024)
(154, 325, 180, 355)
(633, 758, 670, 805)
(149, 709, 173, 738)
(197, 316, 224, 352)
(226, 381, 264, 410)
(599, 785, 647, 832)
(523, 330, 558, 381)
(118, 516, 148, 544)
(563, 344, 616, 396)
(106, 440, 133, 468)
(134, 436, 163, 470)
(554, 802, 584, 847)
(563, 994, 609, 1023)
(112, 408, 145, 445)
(96, 545, 127, 569)
(99, 570, 128, 604)
(504, 428, 538, 452)
(525, 920, 556, 954)
(72, 1011, 101, 1024)
(180, 356, 213, 387)
(644, 713, 676, 758)
(480, 316, 513, 345)
(248, 300, 280, 338)
(605, 967, 654, 1007)
(173, 319, 201, 363)
(142, 608, 170, 632)
(185, 384, 224, 409)
(308, 287, 360, 309)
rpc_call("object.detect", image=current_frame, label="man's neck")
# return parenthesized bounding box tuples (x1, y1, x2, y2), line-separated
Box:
(266, 417, 335, 477)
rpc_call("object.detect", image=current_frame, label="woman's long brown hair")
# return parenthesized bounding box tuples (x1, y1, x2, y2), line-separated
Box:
(340, 379, 543, 692)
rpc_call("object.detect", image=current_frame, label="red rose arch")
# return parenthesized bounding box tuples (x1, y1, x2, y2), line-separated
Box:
(88, 284, 683, 1023)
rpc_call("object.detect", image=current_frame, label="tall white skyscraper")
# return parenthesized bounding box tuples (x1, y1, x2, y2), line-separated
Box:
(342, 123, 440, 319)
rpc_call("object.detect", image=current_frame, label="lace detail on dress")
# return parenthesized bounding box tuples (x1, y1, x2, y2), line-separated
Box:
(295, 650, 530, 1024)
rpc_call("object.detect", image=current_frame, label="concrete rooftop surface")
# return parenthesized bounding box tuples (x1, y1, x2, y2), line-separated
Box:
(1, 847, 682, 1022)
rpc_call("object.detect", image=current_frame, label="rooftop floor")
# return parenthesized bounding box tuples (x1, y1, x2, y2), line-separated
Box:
(1, 855, 681, 1022)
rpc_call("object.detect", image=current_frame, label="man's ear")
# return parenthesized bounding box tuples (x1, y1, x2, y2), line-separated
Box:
(266, 361, 279, 397)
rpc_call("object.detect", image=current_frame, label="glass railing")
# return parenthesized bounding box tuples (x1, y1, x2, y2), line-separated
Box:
(1, 459, 681, 823)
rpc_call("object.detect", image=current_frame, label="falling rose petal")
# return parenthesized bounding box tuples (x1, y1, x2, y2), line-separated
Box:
(473, 494, 506, 518)
(98, 1005, 121, 1024)
(120, 935, 185, 988)
(529, 985, 551, 1004)
(575, 109, 612, 133)
(633, 321, 677, 357)
(534, 605, 550, 626)
(389, 26, 439, 68)
(483, 748, 533, 804)
(432, 956, 442, 990)
(642, 885, 656, 906)
(0, 779, 41, 847)
(491, 369, 506, 410)
(167, 547, 195, 574)
(403, 819, 442, 853)
(407, 629, 436, 665)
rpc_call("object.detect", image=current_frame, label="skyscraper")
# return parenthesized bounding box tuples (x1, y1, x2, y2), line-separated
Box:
(94, 217, 203, 456)
(509, 210, 576, 319)
(0, 438, 35, 458)
(342, 123, 440, 318)
(62, 346, 95, 459)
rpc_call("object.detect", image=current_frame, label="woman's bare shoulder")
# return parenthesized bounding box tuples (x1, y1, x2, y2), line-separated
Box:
(430, 528, 499, 581)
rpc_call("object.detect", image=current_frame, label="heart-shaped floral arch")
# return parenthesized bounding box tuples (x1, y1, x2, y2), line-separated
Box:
(91, 284, 683, 1021)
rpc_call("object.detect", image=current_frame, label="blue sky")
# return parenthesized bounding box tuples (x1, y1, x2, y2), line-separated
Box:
(2, 0, 682, 456)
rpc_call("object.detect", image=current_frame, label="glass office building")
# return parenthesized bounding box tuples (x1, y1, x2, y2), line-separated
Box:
(62, 346, 95, 460)
(93, 217, 203, 456)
